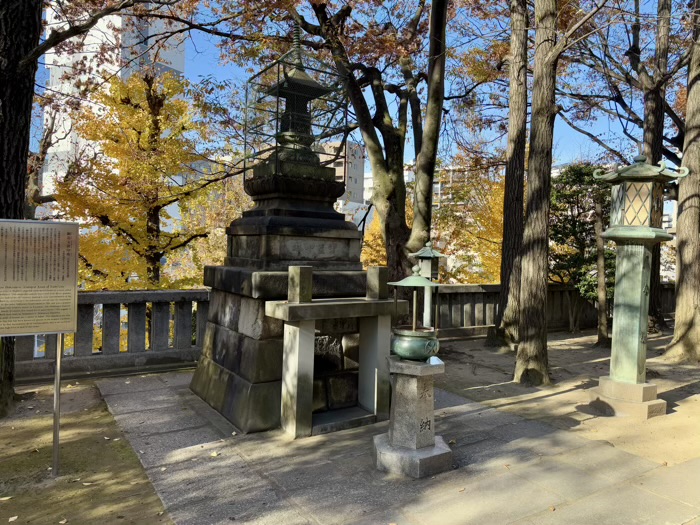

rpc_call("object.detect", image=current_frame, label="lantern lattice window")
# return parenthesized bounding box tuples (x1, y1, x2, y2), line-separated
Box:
(623, 182, 652, 226)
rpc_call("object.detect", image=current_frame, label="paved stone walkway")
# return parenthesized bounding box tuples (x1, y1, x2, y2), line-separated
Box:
(97, 363, 700, 525)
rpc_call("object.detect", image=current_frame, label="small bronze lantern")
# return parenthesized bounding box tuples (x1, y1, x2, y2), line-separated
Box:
(409, 241, 445, 281)
(388, 266, 439, 361)
(409, 241, 445, 328)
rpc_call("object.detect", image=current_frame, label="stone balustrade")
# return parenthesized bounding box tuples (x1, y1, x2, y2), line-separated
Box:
(12, 283, 677, 382)
(14, 290, 209, 382)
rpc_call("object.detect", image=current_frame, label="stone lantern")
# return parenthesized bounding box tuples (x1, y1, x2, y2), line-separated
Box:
(409, 241, 445, 328)
(589, 155, 687, 419)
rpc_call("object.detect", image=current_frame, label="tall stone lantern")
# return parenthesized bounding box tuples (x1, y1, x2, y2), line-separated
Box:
(589, 155, 687, 419)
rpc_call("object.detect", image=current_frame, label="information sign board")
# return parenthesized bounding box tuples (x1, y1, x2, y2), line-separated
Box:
(0, 220, 79, 336)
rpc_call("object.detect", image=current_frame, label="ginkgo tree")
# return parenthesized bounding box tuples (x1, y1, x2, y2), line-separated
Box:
(55, 71, 243, 290)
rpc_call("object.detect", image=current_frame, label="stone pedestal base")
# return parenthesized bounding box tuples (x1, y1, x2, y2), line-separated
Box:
(372, 433, 453, 478)
(589, 376, 667, 420)
(190, 266, 368, 433)
(372, 356, 453, 478)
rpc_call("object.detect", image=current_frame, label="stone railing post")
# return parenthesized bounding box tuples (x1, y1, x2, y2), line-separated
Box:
(281, 266, 315, 438)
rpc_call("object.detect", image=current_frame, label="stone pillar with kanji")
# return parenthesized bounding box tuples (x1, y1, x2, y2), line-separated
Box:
(372, 356, 452, 478)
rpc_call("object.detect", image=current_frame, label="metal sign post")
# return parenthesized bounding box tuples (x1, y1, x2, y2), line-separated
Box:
(52, 333, 64, 477)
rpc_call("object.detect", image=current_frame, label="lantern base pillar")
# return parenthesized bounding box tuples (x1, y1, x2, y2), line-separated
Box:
(588, 376, 666, 420)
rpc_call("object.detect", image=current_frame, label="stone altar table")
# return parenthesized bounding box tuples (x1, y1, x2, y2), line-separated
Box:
(265, 266, 408, 438)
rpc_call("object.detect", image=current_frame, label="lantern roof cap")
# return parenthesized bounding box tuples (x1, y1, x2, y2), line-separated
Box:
(409, 241, 446, 259)
(263, 64, 332, 100)
(388, 265, 439, 288)
(263, 23, 333, 100)
(594, 155, 688, 183)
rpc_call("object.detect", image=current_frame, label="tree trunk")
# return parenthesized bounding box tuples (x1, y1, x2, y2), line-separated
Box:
(0, 0, 42, 417)
(644, 88, 668, 331)
(495, 0, 528, 348)
(665, 0, 700, 362)
(644, 0, 671, 330)
(312, 3, 448, 281)
(566, 290, 582, 333)
(372, 161, 412, 282)
(514, 0, 557, 386)
(594, 197, 609, 345)
(407, 0, 448, 254)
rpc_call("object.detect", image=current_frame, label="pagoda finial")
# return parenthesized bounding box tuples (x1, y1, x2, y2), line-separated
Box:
(293, 21, 303, 69)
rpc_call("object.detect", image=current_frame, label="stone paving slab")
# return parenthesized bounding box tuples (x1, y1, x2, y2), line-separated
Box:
(100, 387, 182, 415)
(115, 405, 211, 436)
(551, 440, 660, 484)
(402, 471, 565, 525)
(513, 484, 700, 525)
(97, 374, 174, 396)
(96, 370, 700, 525)
(634, 458, 700, 507)
(508, 456, 621, 501)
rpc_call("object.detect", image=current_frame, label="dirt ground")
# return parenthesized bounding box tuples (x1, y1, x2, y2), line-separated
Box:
(0, 381, 171, 525)
(436, 329, 700, 466)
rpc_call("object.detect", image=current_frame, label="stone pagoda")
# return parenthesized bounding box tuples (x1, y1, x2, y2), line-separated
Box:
(190, 33, 370, 433)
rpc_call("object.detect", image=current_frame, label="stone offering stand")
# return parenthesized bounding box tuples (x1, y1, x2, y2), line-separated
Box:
(265, 266, 408, 438)
(373, 356, 453, 478)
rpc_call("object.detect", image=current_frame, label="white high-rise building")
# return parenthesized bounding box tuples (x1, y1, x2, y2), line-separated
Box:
(317, 141, 371, 228)
(40, 8, 185, 206)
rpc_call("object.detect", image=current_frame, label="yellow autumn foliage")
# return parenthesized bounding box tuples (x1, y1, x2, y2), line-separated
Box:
(360, 168, 503, 283)
(433, 169, 503, 284)
(55, 72, 250, 290)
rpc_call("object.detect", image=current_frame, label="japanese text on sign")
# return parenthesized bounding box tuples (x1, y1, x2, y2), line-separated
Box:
(0, 220, 79, 336)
